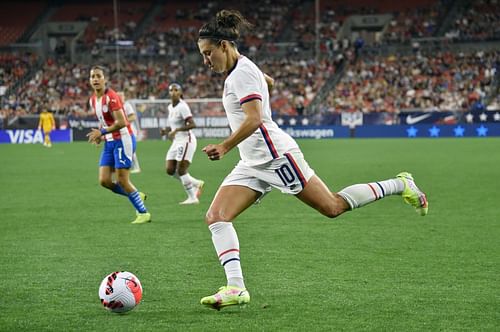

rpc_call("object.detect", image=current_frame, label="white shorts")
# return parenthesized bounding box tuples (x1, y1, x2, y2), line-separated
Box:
(166, 137, 197, 163)
(221, 150, 315, 198)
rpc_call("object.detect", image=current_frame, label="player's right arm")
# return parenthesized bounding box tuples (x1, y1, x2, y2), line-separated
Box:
(124, 102, 137, 122)
(203, 99, 262, 160)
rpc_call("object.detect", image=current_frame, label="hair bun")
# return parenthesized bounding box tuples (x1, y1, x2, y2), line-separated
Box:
(216, 10, 239, 28)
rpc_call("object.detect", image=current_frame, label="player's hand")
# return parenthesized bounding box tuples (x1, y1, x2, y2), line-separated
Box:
(86, 128, 102, 144)
(160, 127, 171, 137)
(167, 129, 177, 140)
(202, 144, 228, 161)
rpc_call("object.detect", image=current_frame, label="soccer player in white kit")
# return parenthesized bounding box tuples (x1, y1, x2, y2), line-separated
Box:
(197, 10, 429, 310)
(118, 91, 141, 173)
(160, 83, 204, 205)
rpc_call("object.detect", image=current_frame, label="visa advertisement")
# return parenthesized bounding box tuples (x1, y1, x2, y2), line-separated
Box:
(0, 129, 72, 144)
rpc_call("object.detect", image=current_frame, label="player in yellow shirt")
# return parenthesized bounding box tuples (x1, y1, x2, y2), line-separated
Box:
(38, 109, 56, 147)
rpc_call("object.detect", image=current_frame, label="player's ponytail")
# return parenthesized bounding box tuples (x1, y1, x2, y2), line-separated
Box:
(198, 9, 253, 43)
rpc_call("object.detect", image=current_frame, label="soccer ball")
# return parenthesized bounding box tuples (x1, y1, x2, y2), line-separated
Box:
(98, 271, 143, 313)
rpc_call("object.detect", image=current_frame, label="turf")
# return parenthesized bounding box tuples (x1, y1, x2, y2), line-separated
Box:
(0, 138, 498, 331)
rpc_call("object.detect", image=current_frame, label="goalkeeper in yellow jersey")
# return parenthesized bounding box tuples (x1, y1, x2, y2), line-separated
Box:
(37, 108, 56, 147)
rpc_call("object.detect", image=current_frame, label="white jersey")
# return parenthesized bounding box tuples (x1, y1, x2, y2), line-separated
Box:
(223, 56, 299, 166)
(167, 99, 193, 141)
(123, 101, 138, 136)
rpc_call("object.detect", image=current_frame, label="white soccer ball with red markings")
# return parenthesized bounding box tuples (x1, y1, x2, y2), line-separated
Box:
(98, 271, 143, 313)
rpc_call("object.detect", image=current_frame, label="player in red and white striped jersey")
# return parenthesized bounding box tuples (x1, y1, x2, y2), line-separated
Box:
(86, 65, 151, 224)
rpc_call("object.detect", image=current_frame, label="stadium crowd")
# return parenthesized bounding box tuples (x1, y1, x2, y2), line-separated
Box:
(0, 0, 499, 120)
(445, 0, 500, 41)
(321, 50, 498, 114)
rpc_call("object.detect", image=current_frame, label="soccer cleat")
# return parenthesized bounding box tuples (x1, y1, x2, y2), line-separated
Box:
(195, 180, 205, 198)
(179, 197, 199, 205)
(397, 172, 428, 216)
(131, 211, 151, 224)
(130, 167, 141, 174)
(200, 286, 250, 310)
(139, 192, 147, 202)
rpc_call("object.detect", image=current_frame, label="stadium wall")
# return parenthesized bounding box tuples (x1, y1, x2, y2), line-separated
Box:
(1, 124, 499, 145)
(2, 111, 500, 144)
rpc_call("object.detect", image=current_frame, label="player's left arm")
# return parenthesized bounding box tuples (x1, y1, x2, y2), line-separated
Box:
(87, 108, 127, 143)
(263, 73, 274, 93)
(168, 116, 196, 139)
(50, 113, 56, 130)
(203, 100, 262, 160)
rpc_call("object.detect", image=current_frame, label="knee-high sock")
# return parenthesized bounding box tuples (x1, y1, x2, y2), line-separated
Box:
(128, 191, 147, 213)
(338, 178, 404, 209)
(174, 171, 200, 186)
(111, 183, 127, 196)
(209, 221, 245, 289)
(179, 174, 197, 199)
(188, 174, 201, 186)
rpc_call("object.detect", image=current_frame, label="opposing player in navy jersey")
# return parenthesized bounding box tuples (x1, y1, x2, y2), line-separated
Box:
(197, 10, 428, 310)
(86, 65, 151, 224)
(160, 83, 204, 205)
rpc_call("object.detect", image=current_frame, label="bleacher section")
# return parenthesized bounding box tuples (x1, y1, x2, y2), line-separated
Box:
(1, 0, 499, 119)
(50, 1, 152, 46)
(0, 1, 47, 46)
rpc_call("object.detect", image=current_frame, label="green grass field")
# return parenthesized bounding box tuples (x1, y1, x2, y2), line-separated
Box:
(1, 138, 499, 331)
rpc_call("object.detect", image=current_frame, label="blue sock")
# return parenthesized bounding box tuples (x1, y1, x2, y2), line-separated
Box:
(112, 183, 127, 196)
(128, 191, 147, 213)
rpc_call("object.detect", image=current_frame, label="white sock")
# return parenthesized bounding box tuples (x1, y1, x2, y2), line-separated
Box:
(209, 222, 245, 289)
(179, 174, 197, 199)
(189, 174, 200, 187)
(338, 178, 404, 209)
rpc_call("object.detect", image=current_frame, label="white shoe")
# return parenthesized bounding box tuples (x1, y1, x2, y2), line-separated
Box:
(179, 197, 199, 205)
(130, 167, 141, 174)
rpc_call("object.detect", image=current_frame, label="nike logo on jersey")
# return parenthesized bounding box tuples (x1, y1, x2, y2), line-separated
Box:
(406, 113, 432, 124)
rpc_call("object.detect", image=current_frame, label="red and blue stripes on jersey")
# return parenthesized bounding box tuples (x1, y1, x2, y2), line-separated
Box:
(259, 124, 279, 159)
(239, 93, 262, 105)
(284, 152, 307, 189)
